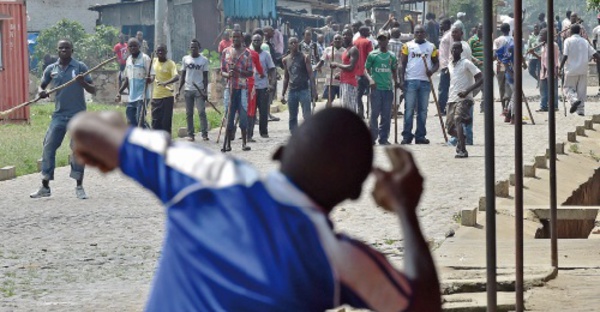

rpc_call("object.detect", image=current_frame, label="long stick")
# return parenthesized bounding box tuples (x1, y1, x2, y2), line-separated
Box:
(560, 74, 567, 116)
(139, 53, 154, 127)
(521, 90, 535, 125)
(0, 56, 117, 117)
(192, 82, 222, 115)
(327, 45, 334, 108)
(218, 70, 234, 146)
(421, 56, 448, 142)
(394, 87, 398, 144)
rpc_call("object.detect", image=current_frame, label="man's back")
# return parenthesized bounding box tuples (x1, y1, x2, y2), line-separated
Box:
(354, 36, 373, 74)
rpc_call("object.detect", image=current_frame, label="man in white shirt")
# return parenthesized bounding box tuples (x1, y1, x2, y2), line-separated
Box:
(562, 11, 572, 41)
(176, 39, 210, 141)
(251, 34, 277, 139)
(437, 19, 454, 115)
(315, 34, 346, 108)
(559, 24, 600, 116)
(446, 42, 482, 158)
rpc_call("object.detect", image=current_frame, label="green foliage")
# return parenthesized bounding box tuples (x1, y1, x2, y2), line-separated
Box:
(588, 0, 600, 10)
(33, 19, 120, 72)
(448, 0, 483, 37)
(202, 49, 222, 69)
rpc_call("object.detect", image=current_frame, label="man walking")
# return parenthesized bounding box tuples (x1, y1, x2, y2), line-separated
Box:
(355, 26, 374, 119)
(400, 25, 439, 145)
(114, 34, 128, 89)
(331, 29, 360, 113)
(437, 18, 453, 115)
(559, 24, 600, 116)
(446, 42, 482, 158)
(281, 37, 316, 133)
(177, 39, 210, 142)
(30, 39, 95, 199)
(537, 28, 559, 112)
(251, 34, 276, 138)
(221, 30, 254, 151)
(493, 23, 513, 117)
(526, 24, 541, 86)
(117, 38, 152, 127)
(136, 31, 150, 55)
(150, 44, 179, 134)
(366, 31, 398, 146)
(315, 34, 345, 108)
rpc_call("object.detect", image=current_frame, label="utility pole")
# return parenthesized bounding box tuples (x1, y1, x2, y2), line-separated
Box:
(155, 0, 172, 58)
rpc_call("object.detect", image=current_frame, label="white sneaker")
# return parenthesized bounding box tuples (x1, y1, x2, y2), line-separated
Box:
(30, 186, 51, 198)
(75, 186, 88, 199)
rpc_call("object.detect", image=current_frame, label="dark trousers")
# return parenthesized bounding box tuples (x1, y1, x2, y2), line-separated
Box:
(256, 88, 270, 136)
(151, 97, 174, 134)
(357, 75, 370, 118)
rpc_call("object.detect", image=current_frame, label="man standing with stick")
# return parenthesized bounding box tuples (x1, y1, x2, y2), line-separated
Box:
(30, 39, 96, 199)
(365, 30, 398, 146)
(116, 38, 151, 127)
(177, 39, 210, 142)
(399, 25, 439, 145)
(150, 44, 179, 134)
(315, 34, 345, 108)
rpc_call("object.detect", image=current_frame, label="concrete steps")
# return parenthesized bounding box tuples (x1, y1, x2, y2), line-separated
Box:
(442, 291, 517, 312)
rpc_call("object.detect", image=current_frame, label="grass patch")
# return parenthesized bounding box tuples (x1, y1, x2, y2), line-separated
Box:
(0, 102, 220, 177)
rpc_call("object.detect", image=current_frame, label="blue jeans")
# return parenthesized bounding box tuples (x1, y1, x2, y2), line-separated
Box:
(126, 100, 146, 127)
(540, 78, 558, 110)
(184, 90, 208, 138)
(226, 89, 248, 133)
(438, 69, 450, 114)
(41, 115, 84, 181)
(528, 59, 540, 82)
(402, 80, 430, 142)
(369, 89, 393, 143)
(287, 88, 311, 133)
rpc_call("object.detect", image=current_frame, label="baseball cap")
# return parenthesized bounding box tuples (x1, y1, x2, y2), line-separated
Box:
(377, 30, 390, 39)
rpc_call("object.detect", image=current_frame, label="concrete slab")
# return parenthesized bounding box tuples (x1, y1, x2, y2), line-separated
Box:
(0, 166, 16, 181)
(442, 291, 517, 312)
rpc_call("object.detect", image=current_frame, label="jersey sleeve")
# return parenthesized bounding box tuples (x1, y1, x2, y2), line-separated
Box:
(78, 62, 93, 83)
(119, 128, 259, 205)
(401, 44, 409, 56)
(170, 60, 178, 77)
(431, 47, 439, 58)
(41, 64, 53, 86)
(465, 60, 480, 75)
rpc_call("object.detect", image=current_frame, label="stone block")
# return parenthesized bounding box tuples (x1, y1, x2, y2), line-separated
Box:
(461, 206, 478, 226)
(495, 180, 509, 198)
(0, 166, 16, 181)
(509, 173, 515, 186)
(178, 127, 187, 138)
(37, 158, 42, 172)
(567, 132, 577, 142)
(270, 105, 281, 114)
(478, 196, 486, 211)
(556, 143, 565, 154)
(534, 156, 547, 169)
(584, 120, 594, 130)
(524, 164, 536, 177)
(576, 126, 586, 136)
(592, 114, 600, 123)
(545, 148, 550, 159)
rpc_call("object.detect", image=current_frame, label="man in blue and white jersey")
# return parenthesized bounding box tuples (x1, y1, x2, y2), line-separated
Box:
(67, 108, 441, 312)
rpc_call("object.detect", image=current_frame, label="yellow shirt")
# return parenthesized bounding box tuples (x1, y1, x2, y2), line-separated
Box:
(151, 59, 178, 99)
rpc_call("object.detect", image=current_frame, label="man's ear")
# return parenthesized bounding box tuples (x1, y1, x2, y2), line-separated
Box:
(272, 145, 285, 161)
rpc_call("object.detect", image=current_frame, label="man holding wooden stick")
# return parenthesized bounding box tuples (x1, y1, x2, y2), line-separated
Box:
(30, 39, 96, 200)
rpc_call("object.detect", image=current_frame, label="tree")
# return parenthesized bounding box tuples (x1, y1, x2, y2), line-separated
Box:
(587, 0, 600, 10)
(34, 19, 87, 64)
(448, 0, 483, 37)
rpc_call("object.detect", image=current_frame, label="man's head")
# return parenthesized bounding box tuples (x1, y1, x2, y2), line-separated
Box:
(252, 28, 265, 37)
(252, 34, 263, 51)
(232, 30, 243, 48)
(566, 10, 572, 19)
(364, 18, 373, 27)
(119, 33, 125, 44)
(451, 41, 463, 61)
(500, 23, 511, 35)
(332, 23, 340, 32)
(451, 27, 463, 42)
(317, 34, 324, 44)
(476, 23, 483, 38)
(223, 30, 230, 40)
(390, 27, 401, 39)
(377, 31, 390, 50)
(57, 39, 74, 61)
(136, 31, 144, 41)
(414, 25, 426, 42)
(538, 12, 545, 21)
(332, 34, 342, 48)
(539, 28, 548, 44)
(190, 39, 201, 57)
(288, 36, 299, 53)
(303, 29, 312, 43)
(244, 33, 252, 48)
(359, 26, 370, 38)
(274, 108, 373, 211)
(325, 16, 333, 25)
(342, 28, 353, 46)
(440, 18, 452, 32)
(263, 26, 274, 39)
(533, 23, 540, 35)
(571, 23, 581, 35)
(352, 21, 363, 33)
(457, 12, 466, 20)
(570, 12, 578, 24)
(426, 12, 433, 20)
(156, 44, 168, 61)
(127, 38, 140, 56)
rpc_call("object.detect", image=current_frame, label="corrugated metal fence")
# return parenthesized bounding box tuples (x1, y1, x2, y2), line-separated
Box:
(223, 0, 277, 19)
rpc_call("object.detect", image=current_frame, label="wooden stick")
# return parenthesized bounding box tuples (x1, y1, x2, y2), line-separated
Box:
(521, 90, 535, 125)
(0, 56, 117, 117)
(192, 82, 222, 115)
(138, 53, 154, 128)
(394, 87, 398, 144)
(327, 45, 335, 108)
(421, 56, 448, 143)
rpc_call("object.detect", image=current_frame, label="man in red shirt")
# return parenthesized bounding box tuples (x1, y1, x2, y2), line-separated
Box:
(113, 34, 128, 89)
(243, 33, 264, 143)
(331, 29, 360, 114)
(218, 31, 232, 54)
(354, 26, 373, 119)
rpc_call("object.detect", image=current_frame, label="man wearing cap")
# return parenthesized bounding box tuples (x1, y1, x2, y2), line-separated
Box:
(365, 30, 398, 145)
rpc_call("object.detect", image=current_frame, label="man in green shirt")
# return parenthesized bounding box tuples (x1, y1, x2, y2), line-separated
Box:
(526, 24, 541, 86)
(365, 30, 399, 145)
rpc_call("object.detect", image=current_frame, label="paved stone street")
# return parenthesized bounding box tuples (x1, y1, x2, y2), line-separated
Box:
(1, 73, 599, 310)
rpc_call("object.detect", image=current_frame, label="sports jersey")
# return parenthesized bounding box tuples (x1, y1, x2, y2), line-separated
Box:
(119, 128, 415, 312)
(180, 54, 209, 91)
(151, 59, 178, 99)
(401, 40, 438, 81)
(365, 49, 397, 90)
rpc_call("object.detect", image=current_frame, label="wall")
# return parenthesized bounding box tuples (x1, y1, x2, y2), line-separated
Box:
(26, 0, 114, 33)
(90, 69, 120, 103)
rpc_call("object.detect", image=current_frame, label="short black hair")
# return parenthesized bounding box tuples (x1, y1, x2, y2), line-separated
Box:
(571, 23, 581, 34)
(566, 11, 572, 18)
(500, 23, 511, 34)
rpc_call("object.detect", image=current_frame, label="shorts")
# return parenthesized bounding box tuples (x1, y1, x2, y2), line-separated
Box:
(322, 85, 340, 100)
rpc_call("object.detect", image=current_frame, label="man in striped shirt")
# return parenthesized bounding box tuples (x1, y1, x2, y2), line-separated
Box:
(67, 108, 442, 312)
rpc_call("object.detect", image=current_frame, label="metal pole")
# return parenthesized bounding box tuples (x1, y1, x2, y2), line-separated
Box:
(547, 0, 559, 269)
(514, 1, 524, 311)
(483, 0, 497, 310)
